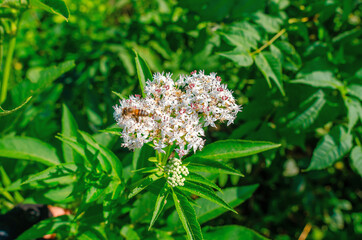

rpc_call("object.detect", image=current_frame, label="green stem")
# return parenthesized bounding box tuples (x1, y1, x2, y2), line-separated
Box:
(0, 19, 19, 104)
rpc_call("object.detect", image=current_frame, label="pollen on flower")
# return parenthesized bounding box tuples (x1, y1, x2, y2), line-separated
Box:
(113, 70, 241, 157)
(164, 158, 189, 187)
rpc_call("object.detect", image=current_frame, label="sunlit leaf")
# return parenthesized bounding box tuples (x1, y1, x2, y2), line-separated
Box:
(172, 189, 203, 240)
(0, 136, 60, 166)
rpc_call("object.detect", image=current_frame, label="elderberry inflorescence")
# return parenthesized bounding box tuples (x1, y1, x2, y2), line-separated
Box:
(113, 70, 241, 158)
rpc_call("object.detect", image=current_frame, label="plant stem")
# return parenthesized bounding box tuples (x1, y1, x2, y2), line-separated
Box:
(0, 19, 19, 104)
(250, 28, 286, 56)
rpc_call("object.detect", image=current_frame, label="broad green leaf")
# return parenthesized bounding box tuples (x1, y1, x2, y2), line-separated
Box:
(134, 50, 152, 98)
(149, 183, 170, 229)
(130, 191, 158, 224)
(307, 125, 353, 170)
(0, 96, 32, 116)
(79, 131, 122, 179)
(172, 189, 203, 240)
(345, 97, 362, 132)
(190, 139, 281, 160)
(121, 225, 140, 240)
(350, 146, 362, 177)
(178, 181, 237, 214)
(21, 163, 76, 185)
(196, 185, 259, 224)
(186, 158, 243, 176)
(27, 60, 75, 86)
(0, 136, 60, 166)
(185, 172, 222, 192)
(17, 215, 73, 240)
(287, 90, 326, 130)
(203, 225, 268, 240)
(128, 173, 161, 199)
(291, 71, 343, 89)
(218, 48, 253, 67)
(61, 104, 79, 163)
(253, 12, 282, 33)
(30, 0, 70, 21)
(347, 84, 362, 101)
(254, 52, 285, 96)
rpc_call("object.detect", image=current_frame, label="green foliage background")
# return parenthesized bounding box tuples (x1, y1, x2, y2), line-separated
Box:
(0, 0, 361, 239)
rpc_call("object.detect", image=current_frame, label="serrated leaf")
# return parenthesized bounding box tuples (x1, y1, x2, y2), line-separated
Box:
(254, 52, 285, 95)
(291, 71, 343, 89)
(21, 163, 76, 185)
(0, 136, 60, 166)
(287, 90, 326, 130)
(30, 0, 70, 21)
(218, 48, 253, 67)
(134, 50, 152, 98)
(185, 172, 222, 192)
(196, 185, 259, 224)
(190, 139, 281, 160)
(203, 225, 268, 240)
(172, 189, 203, 240)
(307, 125, 353, 170)
(178, 181, 237, 214)
(128, 173, 161, 199)
(350, 146, 362, 177)
(149, 182, 170, 229)
(62, 104, 79, 163)
(186, 158, 243, 176)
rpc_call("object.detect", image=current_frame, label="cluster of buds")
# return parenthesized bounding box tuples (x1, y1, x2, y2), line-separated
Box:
(164, 158, 189, 187)
(113, 70, 241, 158)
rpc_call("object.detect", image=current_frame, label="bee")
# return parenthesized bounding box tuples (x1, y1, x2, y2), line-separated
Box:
(122, 107, 150, 122)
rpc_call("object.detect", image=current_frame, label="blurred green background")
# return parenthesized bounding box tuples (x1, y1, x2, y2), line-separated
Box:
(1, 0, 361, 239)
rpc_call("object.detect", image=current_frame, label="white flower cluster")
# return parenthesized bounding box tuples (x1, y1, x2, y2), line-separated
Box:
(113, 70, 241, 157)
(164, 158, 189, 187)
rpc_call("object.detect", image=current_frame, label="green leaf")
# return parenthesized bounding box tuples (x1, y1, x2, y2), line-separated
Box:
(347, 84, 362, 101)
(287, 90, 326, 130)
(186, 158, 243, 176)
(290, 71, 343, 89)
(172, 189, 203, 240)
(17, 215, 73, 240)
(149, 183, 170, 229)
(350, 146, 362, 177)
(254, 52, 285, 96)
(307, 125, 353, 171)
(274, 41, 301, 71)
(21, 163, 76, 185)
(345, 97, 362, 132)
(128, 173, 161, 199)
(121, 225, 141, 240)
(61, 104, 79, 163)
(185, 172, 222, 192)
(134, 50, 152, 98)
(0, 136, 60, 166)
(178, 181, 237, 214)
(30, 0, 70, 21)
(190, 139, 281, 160)
(218, 48, 253, 67)
(98, 127, 122, 136)
(196, 185, 259, 224)
(203, 225, 268, 240)
(79, 131, 123, 179)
